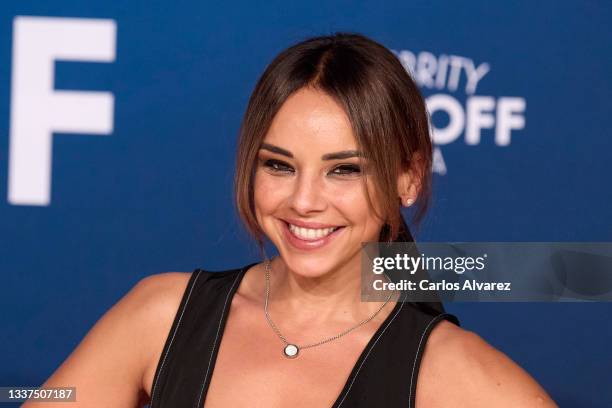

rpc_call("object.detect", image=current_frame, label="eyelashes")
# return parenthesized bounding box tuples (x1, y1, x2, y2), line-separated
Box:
(260, 159, 362, 177)
(261, 159, 292, 173)
(331, 164, 362, 176)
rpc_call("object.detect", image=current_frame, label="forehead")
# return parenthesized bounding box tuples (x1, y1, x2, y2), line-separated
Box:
(264, 87, 358, 151)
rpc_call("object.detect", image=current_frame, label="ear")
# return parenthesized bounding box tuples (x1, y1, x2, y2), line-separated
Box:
(397, 152, 423, 207)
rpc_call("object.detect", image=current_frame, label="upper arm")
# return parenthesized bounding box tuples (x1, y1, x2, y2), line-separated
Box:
(23, 272, 192, 408)
(416, 320, 558, 408)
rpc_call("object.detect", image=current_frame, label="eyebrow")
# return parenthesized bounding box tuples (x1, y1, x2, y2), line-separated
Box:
(260, 143, 364, 160)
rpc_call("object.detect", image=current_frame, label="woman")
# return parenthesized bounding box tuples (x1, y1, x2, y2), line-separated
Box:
(29, 33, 557, 407)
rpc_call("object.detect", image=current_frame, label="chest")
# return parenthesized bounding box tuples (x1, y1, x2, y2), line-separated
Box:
(202, 298, 379, 408)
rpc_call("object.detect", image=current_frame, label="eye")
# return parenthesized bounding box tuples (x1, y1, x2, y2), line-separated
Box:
(330, 164, 362, 176)
(262, 159, 294, 174)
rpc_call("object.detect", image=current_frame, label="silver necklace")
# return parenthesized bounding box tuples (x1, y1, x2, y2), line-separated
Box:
(263, 257, 394, 359)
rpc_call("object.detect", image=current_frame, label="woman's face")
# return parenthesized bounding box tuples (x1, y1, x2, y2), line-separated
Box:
(254, 87, 386, 278)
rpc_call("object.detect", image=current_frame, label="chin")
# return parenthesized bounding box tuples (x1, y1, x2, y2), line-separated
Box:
(279, 255, 339, 279)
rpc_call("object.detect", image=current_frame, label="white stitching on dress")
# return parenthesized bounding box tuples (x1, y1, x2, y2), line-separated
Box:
(150, 270, 202, 407)
(408, 314, 449, 408)
(195, 269, 243, 408)
(335, 300, 405, 408)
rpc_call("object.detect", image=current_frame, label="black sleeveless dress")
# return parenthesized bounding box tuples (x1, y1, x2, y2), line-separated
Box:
(148, 262, 460, 408)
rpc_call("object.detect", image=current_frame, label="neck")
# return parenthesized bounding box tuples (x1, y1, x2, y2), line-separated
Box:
(266, 255, 397, 325)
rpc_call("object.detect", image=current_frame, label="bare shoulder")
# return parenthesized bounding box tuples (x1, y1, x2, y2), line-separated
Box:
(24, 271, 193, 408)
(415, 320, 558, 408)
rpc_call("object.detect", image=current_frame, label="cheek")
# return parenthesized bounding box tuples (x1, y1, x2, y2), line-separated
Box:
(332, 187, 362, 212)
(254, 172, 288, 213)
(331, 180, 382, 226)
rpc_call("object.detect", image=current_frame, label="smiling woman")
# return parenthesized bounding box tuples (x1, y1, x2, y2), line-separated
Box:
(28, 32, 557, 408)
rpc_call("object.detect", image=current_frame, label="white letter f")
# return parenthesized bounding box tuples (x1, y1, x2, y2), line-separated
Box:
(8, 16, 116, 206)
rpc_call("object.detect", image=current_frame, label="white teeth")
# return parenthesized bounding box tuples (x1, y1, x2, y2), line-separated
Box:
(287, 223, 339, 240)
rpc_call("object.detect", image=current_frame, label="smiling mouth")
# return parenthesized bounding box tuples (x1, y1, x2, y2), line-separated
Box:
(284, 221, 344, 241)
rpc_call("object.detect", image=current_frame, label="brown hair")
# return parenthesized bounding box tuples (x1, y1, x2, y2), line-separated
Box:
(233, 32, 433, 252)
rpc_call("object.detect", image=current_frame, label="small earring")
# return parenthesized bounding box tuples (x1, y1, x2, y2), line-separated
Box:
(403, 197, 414, 207)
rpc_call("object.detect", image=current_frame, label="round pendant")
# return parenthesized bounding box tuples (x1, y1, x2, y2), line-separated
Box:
(283, 344, 299, 358)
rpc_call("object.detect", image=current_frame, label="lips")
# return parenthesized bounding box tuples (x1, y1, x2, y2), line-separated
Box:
(280, 219, 345, 251)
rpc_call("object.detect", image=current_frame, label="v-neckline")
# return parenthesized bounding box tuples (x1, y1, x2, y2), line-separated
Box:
(197, 261, 404, 408)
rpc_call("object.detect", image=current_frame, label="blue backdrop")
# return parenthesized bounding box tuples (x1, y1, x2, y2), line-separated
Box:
(1, 1, 610, 406)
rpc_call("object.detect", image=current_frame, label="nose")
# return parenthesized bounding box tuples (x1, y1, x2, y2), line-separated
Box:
(289, 170, 328, 215)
